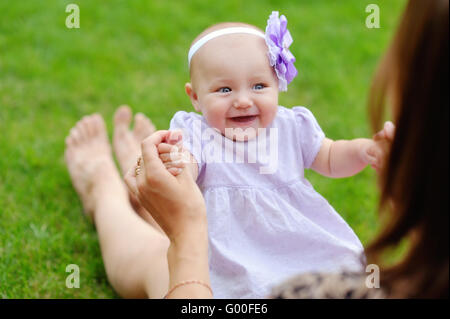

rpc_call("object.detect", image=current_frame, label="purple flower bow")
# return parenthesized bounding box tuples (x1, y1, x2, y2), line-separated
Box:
(265, 11, 298, 91)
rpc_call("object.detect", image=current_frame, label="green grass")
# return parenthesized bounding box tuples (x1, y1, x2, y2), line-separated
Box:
(0, 0, 406, 298)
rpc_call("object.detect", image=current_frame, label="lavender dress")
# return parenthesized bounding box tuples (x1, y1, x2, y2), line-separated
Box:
(169, 106, 364, 298)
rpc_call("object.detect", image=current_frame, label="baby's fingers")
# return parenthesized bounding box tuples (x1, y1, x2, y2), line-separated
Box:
(164, 161, 185, 169)
(164, 161, 185, 176)
(159, 151, 183, 163)
(365, 145, 382, 166)
(158, 142, 181, 155)
(166, 130, 183, 145)
(383, 121, 395, 141)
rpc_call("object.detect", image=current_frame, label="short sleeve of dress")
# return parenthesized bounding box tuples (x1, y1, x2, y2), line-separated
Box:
(292, 107, 325, 169)
(169, 111, 205, 174)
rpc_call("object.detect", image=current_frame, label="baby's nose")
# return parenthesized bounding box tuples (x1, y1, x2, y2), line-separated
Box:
(233, 95, 252, 109)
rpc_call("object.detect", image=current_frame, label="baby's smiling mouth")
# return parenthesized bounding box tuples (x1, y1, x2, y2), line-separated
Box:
(228, 115, 258, 123)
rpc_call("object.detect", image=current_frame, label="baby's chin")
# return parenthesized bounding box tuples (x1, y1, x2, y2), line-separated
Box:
(222, 126, 262, 142)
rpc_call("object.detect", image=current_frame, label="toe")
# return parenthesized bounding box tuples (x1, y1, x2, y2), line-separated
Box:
(86, 115, 97, 137)
(75, 119, 87, 142)
(70, 127, 81, 145)
(65, 134, 74, 147)
(133, 113, 155, 141)
(114, 105, 132, 135)
(79, 116, 91, 141)
(92, 113, 108, 139)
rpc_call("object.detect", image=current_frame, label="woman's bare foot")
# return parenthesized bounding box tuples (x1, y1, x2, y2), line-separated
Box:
(112, 105, 164, 232)
(65, 114, 126, 221)
(113, 105, 155, 175)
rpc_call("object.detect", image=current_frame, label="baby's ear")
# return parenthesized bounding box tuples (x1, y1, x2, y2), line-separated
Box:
(185, 83, 201, 112)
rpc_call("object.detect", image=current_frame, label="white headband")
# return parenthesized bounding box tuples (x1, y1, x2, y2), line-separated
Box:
(188, 27, 265, 67)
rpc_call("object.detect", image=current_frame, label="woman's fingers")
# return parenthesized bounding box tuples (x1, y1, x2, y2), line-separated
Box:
(374, 121, 395, 141)
(167, 167, 183, 176)
(373, 128, 386, 141)
(141, 131, 170, 171)
(141, 131, 179, 189)
(124, 165, 139, 197)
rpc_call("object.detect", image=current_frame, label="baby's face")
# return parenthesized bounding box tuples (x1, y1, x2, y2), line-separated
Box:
(188, 33, 279, 141)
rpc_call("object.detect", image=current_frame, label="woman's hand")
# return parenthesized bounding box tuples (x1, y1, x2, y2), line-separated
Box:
(365, 121, 396, 174)
(124, 130, 211, 298)
(124, 130, 206, 243)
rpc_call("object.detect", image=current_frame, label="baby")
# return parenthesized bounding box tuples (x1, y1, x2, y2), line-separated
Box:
(158, 12, 387, 298)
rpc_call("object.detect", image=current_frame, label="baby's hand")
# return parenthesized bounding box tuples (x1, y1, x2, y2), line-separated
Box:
(365, 121, 395, 174)
(158, 130, 186, 176)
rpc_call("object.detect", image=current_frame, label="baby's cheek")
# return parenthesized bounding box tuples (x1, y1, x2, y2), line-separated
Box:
(204, 113, 225, 132)
(260, 106, 278, 128)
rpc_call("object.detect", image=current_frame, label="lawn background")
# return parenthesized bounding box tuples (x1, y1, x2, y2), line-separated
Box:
(0, 0, 406, 298)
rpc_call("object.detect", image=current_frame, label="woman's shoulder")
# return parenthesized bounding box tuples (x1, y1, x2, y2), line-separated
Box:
(269, 271, 387, 299)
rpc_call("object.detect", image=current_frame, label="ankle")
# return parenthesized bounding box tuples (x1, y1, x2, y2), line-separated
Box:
(91, 162, 129, 207)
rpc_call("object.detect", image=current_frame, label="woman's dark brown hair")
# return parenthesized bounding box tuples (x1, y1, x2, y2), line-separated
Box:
(366, 0, 448, 298)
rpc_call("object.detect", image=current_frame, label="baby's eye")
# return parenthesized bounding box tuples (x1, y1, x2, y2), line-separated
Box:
(253, 83, 265, 90)
(218, 87, 231, 93)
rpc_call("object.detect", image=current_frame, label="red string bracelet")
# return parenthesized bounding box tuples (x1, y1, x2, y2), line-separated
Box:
(164, 280, 213, 299)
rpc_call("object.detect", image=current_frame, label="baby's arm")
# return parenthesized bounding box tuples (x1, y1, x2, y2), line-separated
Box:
(157, 131, 199, 180)
(311, 122, 395, 178)
(310, 138, 374, 178)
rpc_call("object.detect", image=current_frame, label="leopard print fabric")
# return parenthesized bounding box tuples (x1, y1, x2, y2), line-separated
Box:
(269, 271, 387, 299)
